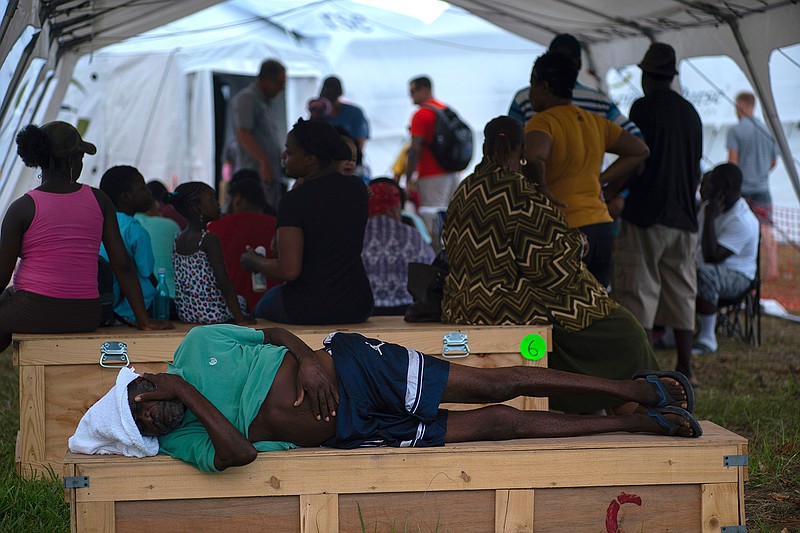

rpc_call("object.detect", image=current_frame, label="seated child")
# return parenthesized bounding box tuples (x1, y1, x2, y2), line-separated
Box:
(99, 165, 158, 324)
(162, 182, 254, 325)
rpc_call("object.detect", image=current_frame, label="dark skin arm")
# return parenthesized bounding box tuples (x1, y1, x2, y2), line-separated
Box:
(600, 130, 650, 200)
(200, 231, 255, 325)
(0, 196, 34, 290)
(93, 189, 173, 330)
(523, 130, 565, 207)
(240, 226, 303, 281)
(261, 327, 339, 421)
(235, 127, 273, 184)
(135, 373, 257, 470)
(701, 196, 734, 264)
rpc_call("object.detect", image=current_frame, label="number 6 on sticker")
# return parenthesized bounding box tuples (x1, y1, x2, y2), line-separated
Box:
(520, 333, 545, 361)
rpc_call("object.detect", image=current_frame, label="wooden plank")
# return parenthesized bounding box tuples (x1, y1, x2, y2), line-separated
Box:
(495, 489, 533, 533)
(534, 485, 700, 532)
(338, 491, 495, 533)
(300, 494, 338, 533)
(700, 483, 741, 533)
(43, 362, 166, 464)
(75, 502, 114, 533)
(15, 321, 551, 365)
(114, 497, 301, 533)
(738, 442, 747, 524)
(18, 365, 45, 471)
(69, 434, 742, 503)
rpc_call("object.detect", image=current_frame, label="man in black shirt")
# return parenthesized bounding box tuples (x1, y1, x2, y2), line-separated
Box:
(611, 43, 703, 386)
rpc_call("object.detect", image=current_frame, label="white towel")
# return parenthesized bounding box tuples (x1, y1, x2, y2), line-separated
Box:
(68, 366, 159, 457)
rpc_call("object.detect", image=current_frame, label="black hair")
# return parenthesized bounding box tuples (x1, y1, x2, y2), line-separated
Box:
(161, 181, 212, 219)
(712, 163, 744, 198)
(483, 116, 524, 165)
(229, 178, 269, 213)
(369, 176, 407, 206)
(16, 124, 53, 169)
(146, 180, 169, 204)
(642, 71, 674, 83)
(334, 127, 363, 165)
(128, 379, 186, 436)
(258, 59, 285, 81)
(410, 76, 432, 90)
(548, 33, 582, 61)
(530, 52, 577, 99)
(290, 118, 352, 167)
(320, 76, 343, 100)
(230, 168, 260, 186)
(100, 165, 144, 208)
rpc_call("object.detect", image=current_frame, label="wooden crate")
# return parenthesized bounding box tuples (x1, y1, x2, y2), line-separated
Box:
(13, 317, 551, 477)
(64, 421, 747, 533)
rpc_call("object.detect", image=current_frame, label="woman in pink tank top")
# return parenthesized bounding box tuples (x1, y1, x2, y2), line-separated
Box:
(0, 121, 172, 352)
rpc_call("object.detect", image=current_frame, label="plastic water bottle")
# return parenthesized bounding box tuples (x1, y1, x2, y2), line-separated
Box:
(153, 267, 170, 321)
(251, 246, 267, 292)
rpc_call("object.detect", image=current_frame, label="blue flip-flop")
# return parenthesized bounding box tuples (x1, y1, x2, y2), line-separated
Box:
(632, 370, 695, 413)
(646, 406, 703, 438)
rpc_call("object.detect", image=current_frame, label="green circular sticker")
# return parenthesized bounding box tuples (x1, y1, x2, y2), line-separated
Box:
(520, 333, 546, 361)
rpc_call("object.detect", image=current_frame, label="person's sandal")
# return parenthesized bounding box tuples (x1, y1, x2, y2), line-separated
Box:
(632, 370, 695, 413)
(646, 406, 703, 438)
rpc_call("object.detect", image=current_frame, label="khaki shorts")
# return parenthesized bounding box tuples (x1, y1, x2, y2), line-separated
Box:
(612, 221, 697, 331)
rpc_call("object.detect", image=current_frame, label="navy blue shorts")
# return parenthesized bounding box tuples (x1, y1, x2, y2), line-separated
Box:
(322, 332, 450, 449)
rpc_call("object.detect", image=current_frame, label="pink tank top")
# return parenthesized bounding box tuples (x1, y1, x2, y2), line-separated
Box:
(13, 185, 104, 299)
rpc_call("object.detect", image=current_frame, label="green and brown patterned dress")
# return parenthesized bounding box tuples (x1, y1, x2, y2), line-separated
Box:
(442, 159, 658, 412)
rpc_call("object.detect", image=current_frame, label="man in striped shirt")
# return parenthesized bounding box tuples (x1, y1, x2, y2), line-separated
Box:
(509, 34, 641, 138)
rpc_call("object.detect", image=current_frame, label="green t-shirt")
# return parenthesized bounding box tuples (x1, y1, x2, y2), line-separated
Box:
(158, 324, 298, 472)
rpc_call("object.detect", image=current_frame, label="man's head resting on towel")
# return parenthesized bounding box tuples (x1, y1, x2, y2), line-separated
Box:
(127, 377, 186, 436)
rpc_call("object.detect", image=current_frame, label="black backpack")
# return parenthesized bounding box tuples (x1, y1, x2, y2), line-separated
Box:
(422, 104, 473, 172)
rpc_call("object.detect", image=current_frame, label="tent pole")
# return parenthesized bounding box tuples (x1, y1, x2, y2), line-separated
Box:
(728, 18, 800, 204)
(0, 0, 21, 52)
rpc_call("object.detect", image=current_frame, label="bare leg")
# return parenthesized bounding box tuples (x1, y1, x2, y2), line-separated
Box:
(442, 364, 688, 409)
(761, 222, 779, 280)
(444, 405, 698, 442)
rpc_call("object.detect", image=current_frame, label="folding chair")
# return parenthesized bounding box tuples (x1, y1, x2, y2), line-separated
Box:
(716, 238, 761, 347)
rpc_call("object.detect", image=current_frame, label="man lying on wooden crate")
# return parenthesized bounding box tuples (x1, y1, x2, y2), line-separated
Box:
(69, 324, 700, 472)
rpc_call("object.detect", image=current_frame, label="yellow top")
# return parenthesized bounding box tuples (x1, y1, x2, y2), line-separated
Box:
(525, 104, 622, 228)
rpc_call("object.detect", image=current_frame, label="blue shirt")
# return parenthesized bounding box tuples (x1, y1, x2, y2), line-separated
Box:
(327, 102, 370, 141)
(99, 212, 156, 322)
(726, 117, 777, 195)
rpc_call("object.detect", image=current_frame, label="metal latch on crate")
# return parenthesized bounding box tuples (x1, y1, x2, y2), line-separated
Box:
(724, 454, 748, 467)
(63, 476, 89, 489)
(720, 526, 746, 533)
(442, 332, 469, 358)
(100, 341, 130, 368)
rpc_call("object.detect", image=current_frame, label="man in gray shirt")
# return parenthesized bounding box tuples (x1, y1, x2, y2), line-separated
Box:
(726, 91, 778, 279)
(232, 59, 287, 212)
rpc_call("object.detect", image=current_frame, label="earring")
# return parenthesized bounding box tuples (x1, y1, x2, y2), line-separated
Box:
(519, 157, 528, 167)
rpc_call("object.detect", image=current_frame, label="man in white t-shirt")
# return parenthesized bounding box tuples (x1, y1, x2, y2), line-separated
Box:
(693, 164, 759, 354)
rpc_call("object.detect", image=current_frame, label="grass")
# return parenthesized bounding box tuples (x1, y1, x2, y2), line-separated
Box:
(0, 317, 798, 532)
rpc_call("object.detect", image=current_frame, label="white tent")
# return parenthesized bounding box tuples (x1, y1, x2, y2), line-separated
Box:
(1, 0, 799, 216)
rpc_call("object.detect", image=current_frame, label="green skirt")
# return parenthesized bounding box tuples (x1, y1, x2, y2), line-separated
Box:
(548, 306, 659, 413)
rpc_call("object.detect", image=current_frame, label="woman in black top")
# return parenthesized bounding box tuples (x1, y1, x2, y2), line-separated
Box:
(242, 119, 373, 324)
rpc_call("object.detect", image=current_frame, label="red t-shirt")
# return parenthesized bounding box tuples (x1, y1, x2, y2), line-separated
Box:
(207, 212, 280, 312)
(410, 99, 447, 179)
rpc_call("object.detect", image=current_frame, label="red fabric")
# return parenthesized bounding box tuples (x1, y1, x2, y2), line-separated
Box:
(368, 182, 401, 217)
(409, 98, 447, 179)
(206, 212, 280, 311)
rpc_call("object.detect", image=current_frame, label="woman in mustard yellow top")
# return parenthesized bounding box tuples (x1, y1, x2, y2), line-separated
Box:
(524, 52, 649, 287)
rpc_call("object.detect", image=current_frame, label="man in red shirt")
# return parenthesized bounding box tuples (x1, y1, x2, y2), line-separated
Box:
(405, 76, 459, 250)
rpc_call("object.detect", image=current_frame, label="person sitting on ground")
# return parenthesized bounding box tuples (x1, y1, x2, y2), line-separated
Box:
(207, 177, 280, 312)
(69, 324, 699, 473)
(240, 119, 374, 324)
(135, 197, 181, 311)
(443, 115, 661, 414)
(362, 178, 435, 316)
(0, 123, 171, 351)
(692, 163, 759, 355)
(99, 165, 161, 324)
(163, 182, 254, 325)
(146, 179, 186, 229)
(524, 52, 650, 288)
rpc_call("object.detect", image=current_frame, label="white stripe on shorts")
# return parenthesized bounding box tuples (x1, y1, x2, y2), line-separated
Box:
(405, 348, 424, 413)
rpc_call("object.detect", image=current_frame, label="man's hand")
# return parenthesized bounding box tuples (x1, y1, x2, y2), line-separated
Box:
(259, 160, 274, 184)
(706, 193, 725, 217)
(135, 373, 190, 403)
(294, 357, 339, 422)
